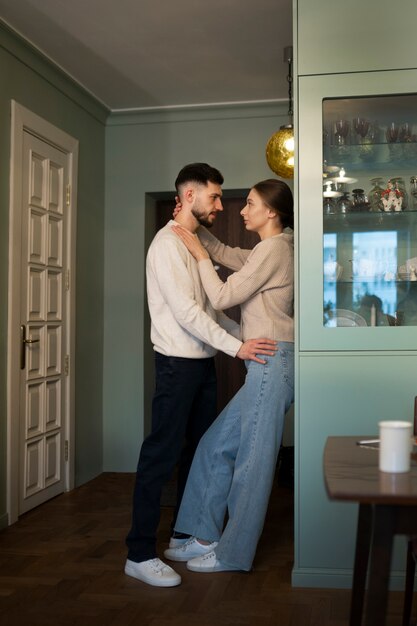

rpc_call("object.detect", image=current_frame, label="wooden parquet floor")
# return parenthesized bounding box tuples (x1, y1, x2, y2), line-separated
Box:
(0, 472, 409, 626)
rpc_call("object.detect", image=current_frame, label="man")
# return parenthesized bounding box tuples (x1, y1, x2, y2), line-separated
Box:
(125, 163, 276, 587)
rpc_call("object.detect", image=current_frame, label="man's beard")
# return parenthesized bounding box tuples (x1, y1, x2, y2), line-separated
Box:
(194, 213, 214, 228)
(191, 199, 214, 228)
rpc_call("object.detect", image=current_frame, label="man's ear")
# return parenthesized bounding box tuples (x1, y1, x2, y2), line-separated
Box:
(183, 186, 195, 204)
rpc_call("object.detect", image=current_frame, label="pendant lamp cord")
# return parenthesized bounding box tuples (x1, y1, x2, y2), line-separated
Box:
(287, 58, 293, 118)
(283, 45, 293, 119)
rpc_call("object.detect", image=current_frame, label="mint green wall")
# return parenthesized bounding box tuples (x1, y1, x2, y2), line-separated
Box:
(0, 23, 107, 527)
(103, 103, 289, 470)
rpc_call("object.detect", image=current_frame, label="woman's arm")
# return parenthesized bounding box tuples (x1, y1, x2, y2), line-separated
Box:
(198, 238, 291, 310)
(197, 226, 251, 271)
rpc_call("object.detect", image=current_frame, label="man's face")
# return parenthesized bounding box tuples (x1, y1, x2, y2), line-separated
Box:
(191, 182, 223, 228)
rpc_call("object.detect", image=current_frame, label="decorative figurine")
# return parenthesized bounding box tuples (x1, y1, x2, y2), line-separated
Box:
(381, 181, 403, 212)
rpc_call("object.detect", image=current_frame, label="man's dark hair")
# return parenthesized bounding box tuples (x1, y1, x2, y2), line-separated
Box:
(175, 162, 224, 192)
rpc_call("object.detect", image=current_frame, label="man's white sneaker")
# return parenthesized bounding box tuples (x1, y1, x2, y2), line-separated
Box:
(124, 558, 181, 587)
(164, 537, 218, 562)
(168, 536, 189, 548)
(186, 550, 240, 572)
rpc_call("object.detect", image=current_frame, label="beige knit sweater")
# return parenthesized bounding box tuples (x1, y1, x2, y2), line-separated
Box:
(198, 228, 294, 343)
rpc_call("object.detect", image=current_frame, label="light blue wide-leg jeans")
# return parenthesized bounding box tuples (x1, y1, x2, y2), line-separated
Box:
(175, 342, 294, 571)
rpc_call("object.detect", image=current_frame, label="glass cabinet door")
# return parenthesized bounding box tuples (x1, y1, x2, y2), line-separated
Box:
(298, 70, 417, 350)
(323, 94, 417, 329)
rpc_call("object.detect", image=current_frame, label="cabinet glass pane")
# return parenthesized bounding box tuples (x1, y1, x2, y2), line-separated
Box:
(322, 94, 417, 328)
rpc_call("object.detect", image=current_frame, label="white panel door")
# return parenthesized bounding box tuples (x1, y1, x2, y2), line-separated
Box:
(19, 131, 68, 514)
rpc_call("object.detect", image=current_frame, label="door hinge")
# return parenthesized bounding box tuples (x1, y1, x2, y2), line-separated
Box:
(66, 184, 71, 207)
(65, 440, 69, 462)
(65, 269, 70, 291)
(64, 354, 70, 376)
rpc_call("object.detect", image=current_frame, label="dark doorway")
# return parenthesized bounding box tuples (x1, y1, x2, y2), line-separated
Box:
(154, 194, 258, 413)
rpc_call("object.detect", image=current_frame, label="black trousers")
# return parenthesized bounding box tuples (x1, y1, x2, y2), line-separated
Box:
(126, 352, 217, 562)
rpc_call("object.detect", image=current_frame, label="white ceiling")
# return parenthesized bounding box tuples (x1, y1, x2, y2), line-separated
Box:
(0, 0, 293, 111)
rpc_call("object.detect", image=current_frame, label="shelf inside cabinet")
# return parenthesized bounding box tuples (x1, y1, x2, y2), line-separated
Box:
(323, 143, 417, 171)
(323, 210, 417, 233)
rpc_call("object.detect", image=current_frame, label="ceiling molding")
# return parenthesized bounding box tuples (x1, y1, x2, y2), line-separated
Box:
(107, 100, 289, 127)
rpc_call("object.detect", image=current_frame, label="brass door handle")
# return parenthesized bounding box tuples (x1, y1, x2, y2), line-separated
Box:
(20, 324, 39, 370)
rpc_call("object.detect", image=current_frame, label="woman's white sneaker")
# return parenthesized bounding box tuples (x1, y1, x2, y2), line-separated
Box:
(186, 551, 240, 572)
(168, 536, 189, 548)
(164, 537, 218, 562)
(124, 558, 181, 587)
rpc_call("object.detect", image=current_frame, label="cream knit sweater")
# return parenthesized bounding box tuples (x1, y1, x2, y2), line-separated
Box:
(198, 228, 294, 343)
(146, 221, 242, 359)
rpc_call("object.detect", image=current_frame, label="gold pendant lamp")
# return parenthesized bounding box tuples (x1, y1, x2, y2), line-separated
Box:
(266, 46, 294, 179)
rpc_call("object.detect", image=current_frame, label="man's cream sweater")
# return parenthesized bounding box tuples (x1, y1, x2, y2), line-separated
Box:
(146, 221, 242, 358)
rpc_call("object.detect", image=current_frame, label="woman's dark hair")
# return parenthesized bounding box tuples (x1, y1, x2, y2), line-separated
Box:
(175, 162, 224, 191)
(252, 179, 294, 229)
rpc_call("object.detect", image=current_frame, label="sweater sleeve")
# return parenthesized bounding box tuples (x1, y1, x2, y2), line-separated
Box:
(216, 311, 241, 339)
(151, 237, 242, 356)
(197, 238, 290, 310)
(198, 227, 251, 270)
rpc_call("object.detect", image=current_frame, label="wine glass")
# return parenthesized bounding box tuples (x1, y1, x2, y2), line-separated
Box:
(353, 117, 370, 142)
(399, 122, 412, 161)
(386, 123, 400, 161)
(334, 119, 350, 146)
(386, 122, 399, 143)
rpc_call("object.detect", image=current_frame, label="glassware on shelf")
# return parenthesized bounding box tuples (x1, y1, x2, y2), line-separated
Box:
(329, 167, 357, 185)
(359, 121, 380, 162)
(351, 188, 370, 211)
(386, 122, 401, 161)
(352, 118, 370, 143)
(368, 177, 384, 212)
(336, 192, 352, 214)
(323, 196, 336, 215)
(398, 123, 413, 161)
(399, 123, 412, 142)
(410, 176, 417, 209)
(333, 119, 350, 159)
(323, 180, 341, 215)
(334, 119, 350, 145)
(386, 122, 399, 143)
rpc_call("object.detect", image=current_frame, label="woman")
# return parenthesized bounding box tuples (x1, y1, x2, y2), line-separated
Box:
(165, 179, 294, 573)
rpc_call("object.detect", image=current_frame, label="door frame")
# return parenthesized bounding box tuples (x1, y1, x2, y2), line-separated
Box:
(7, 101, 78, 524)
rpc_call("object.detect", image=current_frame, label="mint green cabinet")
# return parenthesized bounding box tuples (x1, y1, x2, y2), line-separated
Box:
(293, 353, 417, 588)
(297, 0, 417, 77)
(295, 68, 417, 589)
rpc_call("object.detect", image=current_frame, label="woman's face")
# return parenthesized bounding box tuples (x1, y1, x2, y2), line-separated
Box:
(240, 188, 275, 235)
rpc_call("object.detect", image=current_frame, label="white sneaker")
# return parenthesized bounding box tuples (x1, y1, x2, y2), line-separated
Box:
(186, 551, 240, 573)
(169, 536, 189, 548)
(124, 558, 181, 587)
(164, 536, 218, 562)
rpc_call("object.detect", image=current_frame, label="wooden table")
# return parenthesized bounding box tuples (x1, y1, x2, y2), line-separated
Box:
(323, 435, 417, 626)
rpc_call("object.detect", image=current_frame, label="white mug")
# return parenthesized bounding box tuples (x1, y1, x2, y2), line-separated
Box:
(379, 420, 413, 473)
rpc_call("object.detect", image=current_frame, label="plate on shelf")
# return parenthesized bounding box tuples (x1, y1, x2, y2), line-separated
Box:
(325, 309, 367, 327)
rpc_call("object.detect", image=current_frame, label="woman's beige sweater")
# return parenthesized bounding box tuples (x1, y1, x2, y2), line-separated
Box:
(198, 228, 294, 343)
